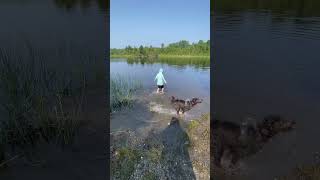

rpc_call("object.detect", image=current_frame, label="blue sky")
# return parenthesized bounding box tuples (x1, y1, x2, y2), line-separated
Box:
(111, 0, 210, 48)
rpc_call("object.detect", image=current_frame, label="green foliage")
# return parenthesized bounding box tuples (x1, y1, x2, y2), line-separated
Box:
(111, 40, 210, 58)
(110, 74, 142, 112)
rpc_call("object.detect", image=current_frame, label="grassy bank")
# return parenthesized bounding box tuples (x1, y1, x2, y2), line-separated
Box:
(0, 43, 105, 166)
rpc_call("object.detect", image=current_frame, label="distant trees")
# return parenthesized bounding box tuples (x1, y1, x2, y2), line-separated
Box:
(110, 40, 210, 58)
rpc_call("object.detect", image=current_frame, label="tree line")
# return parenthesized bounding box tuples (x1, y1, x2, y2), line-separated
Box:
(111, 40, 210, 58)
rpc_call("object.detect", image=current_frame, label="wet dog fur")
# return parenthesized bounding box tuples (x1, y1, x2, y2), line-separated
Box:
(170, 96, 203, 114)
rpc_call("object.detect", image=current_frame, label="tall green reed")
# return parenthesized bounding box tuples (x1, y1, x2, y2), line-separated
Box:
(0, 42, 105, 164)
(110, 74, 142, 112)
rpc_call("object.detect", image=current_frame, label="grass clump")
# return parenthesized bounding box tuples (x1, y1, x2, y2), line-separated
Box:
(111, 147, 142, 179)
(110, 74, 142, 112)
(188, 120, 200, 131)
(0, 42, 104, 165)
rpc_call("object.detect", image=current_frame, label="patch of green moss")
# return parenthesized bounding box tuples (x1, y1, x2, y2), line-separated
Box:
(188, 120, 200, 131)
(111, 147, 141, 179)
(146, 147, 162, 163)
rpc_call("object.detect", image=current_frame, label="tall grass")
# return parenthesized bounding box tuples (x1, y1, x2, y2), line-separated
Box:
(110, 74, 142, 112)
(0, 42, 105, 165)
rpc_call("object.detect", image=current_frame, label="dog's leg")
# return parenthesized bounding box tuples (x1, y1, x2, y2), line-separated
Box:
(179, 107, 185, 115)
(176, 108, 180, 115)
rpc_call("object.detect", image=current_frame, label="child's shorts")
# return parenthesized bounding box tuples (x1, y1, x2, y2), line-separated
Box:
(157, 85, 164, 89)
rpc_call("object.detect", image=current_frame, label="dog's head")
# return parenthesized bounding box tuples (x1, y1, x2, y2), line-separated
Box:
(190, 98, 203, 106)
(170, 96, 176, 102)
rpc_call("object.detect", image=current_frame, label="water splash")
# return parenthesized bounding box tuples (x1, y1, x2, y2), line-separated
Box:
(149, 101, 176, 115)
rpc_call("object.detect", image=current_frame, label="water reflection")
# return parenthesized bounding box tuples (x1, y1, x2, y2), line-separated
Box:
(214, 0, 320, 17)
(53, 0, 108, 12)
(214, 0, 320, 179)
(0, 0, 109, 13)
(125, 57, 210, 70)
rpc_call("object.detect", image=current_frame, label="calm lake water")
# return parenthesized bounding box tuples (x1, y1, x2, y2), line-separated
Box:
(110, 58, 210, 132)
(0, 1, 107, 179)
(0, 0, 106, 53)
(214, 0, 320, 179)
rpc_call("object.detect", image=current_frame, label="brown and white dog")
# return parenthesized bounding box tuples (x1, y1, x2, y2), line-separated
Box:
(170, 96, 203, 114)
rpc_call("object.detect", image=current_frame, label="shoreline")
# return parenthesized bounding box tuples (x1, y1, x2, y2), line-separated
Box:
(110, 54, 210, 59)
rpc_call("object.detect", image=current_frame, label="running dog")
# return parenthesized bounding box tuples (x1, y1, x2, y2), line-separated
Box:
(170, 96, 203, 114)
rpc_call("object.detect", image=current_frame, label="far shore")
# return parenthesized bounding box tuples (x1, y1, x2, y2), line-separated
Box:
(110, 54, 210, 59)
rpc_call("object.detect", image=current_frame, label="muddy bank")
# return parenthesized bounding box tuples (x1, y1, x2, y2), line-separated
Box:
(110, 114, 210, 180)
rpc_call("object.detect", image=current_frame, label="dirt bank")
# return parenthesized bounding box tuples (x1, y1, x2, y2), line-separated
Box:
(110, 114, 210, 180)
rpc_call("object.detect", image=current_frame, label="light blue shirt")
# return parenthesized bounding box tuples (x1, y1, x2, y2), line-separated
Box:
(154, 69, 167, 86)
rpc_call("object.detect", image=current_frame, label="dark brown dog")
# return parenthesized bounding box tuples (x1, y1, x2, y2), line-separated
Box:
(170, 96, 203, 114)
(212, 115, 296, 168)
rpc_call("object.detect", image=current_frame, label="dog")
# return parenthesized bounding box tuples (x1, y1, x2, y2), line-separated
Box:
(170, 96, 203, 114)
(212, 115, 296, 168)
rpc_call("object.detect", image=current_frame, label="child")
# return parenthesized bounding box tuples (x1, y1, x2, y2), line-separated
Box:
(154, 68, 167, 94)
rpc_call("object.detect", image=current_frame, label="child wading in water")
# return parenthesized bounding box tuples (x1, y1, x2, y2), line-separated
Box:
(154, 68, 167, 94)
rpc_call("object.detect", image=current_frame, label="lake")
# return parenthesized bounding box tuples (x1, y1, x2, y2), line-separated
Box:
(214, 0, 320, 179)
(0, 0, 107, 53)
(110, 58, 210, 132)
(0, 0, 107, 179)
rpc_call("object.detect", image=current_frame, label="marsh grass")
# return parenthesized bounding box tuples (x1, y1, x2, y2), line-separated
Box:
(0, 42, 105, 165)
(125, 56, 210, 68)
(110, 74, 142, 112)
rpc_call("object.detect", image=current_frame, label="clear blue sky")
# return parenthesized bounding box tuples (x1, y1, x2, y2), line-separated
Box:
(111, 0, 210, 48)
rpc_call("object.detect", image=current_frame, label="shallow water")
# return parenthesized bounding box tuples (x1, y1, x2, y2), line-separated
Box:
(110, 58, 210, 132)
(214, 0, 320, 179)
